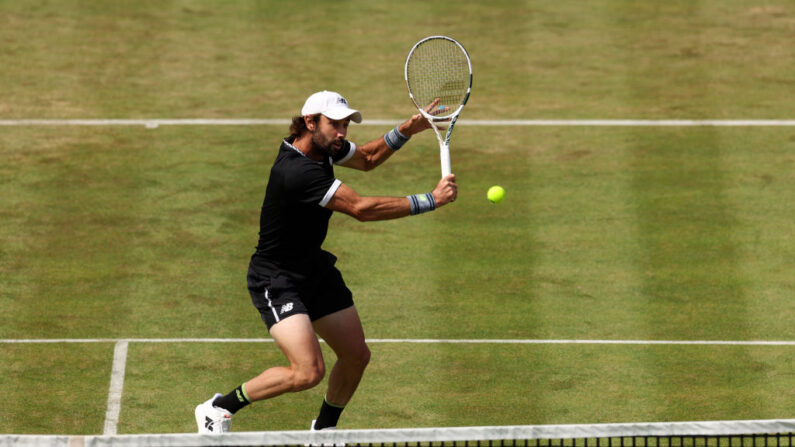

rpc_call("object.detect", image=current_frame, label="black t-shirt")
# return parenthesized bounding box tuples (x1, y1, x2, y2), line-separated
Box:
(252, 136, 356, 272)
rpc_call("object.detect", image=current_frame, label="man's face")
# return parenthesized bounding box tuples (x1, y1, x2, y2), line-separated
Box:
(310, 115, 350, 157)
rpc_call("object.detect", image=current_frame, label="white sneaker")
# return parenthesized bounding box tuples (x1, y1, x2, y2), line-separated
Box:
(310, 419, 336, 431)
(195, 393, 232, 434)
(308, 420, 343, 446)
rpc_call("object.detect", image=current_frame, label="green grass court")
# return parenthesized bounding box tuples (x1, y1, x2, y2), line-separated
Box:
(1, 0, 793, 436)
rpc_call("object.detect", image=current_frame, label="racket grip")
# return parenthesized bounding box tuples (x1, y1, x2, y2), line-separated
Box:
(440, 142, 451, 178)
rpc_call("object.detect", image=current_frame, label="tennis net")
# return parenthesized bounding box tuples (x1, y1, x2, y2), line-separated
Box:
(4, 419, 793, 447)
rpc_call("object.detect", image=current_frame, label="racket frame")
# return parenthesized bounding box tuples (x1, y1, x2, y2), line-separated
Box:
(404, 35, 472, 178)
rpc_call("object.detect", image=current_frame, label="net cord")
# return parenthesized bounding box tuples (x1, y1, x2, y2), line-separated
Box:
(5, 419, 794, 447)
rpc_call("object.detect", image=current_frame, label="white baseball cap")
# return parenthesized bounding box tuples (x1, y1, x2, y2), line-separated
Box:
(301, 91, 362, 123)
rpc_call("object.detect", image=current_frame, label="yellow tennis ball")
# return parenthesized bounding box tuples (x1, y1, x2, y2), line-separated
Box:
(487, 185, 505, 203)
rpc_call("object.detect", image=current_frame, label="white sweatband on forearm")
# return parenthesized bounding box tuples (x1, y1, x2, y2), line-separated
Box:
(407, 192, 436, 215)
(384, 126, 410, 151)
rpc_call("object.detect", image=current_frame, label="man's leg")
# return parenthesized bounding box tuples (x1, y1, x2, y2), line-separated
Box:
(244, 313, 327, 401)
(197, 314, 325, 433)
(311, 306, 371, 428)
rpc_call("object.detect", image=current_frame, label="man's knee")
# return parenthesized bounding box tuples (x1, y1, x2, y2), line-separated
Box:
(347, 344, 371, 371)
(291, 363, 325, 391)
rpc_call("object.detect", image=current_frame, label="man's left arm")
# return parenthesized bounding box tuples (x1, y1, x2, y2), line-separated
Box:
(339, 100, 441, 171)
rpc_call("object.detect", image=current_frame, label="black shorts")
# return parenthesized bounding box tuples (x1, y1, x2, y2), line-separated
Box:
(247, 251, 353, 330)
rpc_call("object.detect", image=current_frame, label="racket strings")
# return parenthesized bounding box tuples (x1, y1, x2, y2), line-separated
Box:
(406, 39, 470, 116)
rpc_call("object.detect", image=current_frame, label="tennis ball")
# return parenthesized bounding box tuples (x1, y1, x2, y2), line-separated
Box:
(487, 185, 505, 203)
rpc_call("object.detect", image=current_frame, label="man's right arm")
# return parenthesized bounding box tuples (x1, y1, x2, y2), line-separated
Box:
(325, 175, 457, 222)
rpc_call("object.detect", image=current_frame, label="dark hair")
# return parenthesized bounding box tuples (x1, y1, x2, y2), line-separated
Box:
(289, 114, 320, 137)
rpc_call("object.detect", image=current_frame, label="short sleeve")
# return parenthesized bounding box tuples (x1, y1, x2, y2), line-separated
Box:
(284, 161, 338, 205)
(332, 140, 356, 165)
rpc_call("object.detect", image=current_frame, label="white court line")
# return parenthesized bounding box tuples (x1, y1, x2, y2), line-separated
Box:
(457, 119, 795, 126)
(103, 340, 128, 435)
(1, 338, 794, 345)
(0, 119, 288, 126)
(1, 118, 795, 127)
(370, 339, 795, 346)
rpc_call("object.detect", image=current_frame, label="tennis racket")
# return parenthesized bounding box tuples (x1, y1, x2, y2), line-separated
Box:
(405, 35, 472, 178)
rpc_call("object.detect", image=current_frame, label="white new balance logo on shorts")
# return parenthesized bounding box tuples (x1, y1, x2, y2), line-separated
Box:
(280, 303, 294, 314)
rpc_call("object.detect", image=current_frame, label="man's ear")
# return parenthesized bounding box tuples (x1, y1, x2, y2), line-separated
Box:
(305, 115, 318, 131)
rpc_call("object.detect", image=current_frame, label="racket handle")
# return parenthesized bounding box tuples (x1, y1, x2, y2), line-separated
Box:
(440, 142, 451, 178)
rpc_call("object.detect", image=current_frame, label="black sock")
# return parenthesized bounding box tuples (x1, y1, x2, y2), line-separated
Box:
(314, 398, 345, 429)
(212, 384, 251, 414)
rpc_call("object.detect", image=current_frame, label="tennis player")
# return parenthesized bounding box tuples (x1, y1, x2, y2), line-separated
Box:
(195, 91, 457, 433)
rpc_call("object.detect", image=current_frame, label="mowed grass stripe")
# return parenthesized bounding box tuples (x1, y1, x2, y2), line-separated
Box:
(0, 343, 113, 434)
(1, 128, 155, 338)
(628, 127, 756, 418)
(722, 129, 795, 340)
